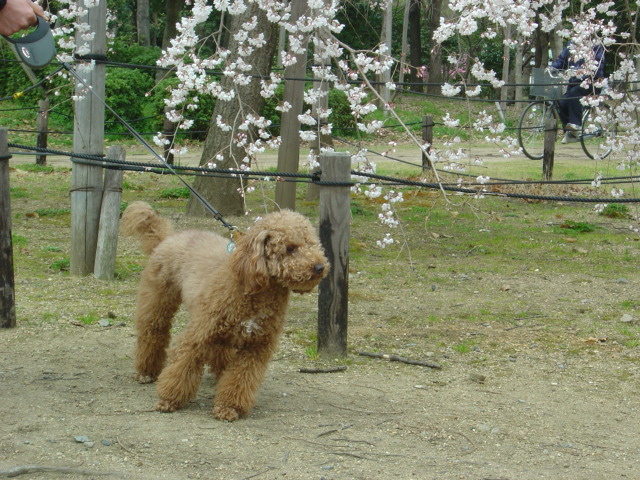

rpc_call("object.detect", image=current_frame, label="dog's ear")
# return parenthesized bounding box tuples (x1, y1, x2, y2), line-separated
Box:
(230, 230, 271, 294)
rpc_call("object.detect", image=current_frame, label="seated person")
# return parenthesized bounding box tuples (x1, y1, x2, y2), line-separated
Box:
(549, 42, 605, 143)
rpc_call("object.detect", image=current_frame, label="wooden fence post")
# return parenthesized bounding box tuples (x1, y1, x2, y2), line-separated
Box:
(70, 0, 107, 276)
(36, 98, 49, 166)
(543, 115, 556, 181)
(317, 152, 351, 357)
(0, 128, 16, 328)
(94, 146, 125, 280)
(422, 115, 433, 172)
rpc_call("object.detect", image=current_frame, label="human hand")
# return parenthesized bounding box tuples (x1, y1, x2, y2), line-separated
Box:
(545, 66, 559, 77)
(0, 0, 46, 36)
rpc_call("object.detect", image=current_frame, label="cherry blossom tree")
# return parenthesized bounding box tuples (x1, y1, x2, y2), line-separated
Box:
(182, 2, 279, 217)
(51, 0, 640, 242)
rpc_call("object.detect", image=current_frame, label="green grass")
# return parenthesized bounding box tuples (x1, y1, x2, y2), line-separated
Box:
(600, 203, 630, 219)
(34, 208, 71, 217)
(6, 132, 640, 359)
(305, 345, 320, 360)
(10, 186, 29, 198)
(78, 313, 100, 325)
(452, 340, 477, 354)
(559, 220, 597, 233)
(12, 234, 28, 248)
(160, 187, 191, 199)
(49, 258, 70, 272)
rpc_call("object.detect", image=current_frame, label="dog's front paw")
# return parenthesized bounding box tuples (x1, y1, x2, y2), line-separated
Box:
(135, 373, 157, 384)
(212, 404, 241, 422)
(156, 399, 181, 413)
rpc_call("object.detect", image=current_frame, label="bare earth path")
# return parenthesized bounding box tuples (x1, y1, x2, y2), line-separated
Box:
(2, 320, 640, 480)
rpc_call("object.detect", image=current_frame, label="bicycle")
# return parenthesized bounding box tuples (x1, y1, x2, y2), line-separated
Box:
(517, 67, 617, 160)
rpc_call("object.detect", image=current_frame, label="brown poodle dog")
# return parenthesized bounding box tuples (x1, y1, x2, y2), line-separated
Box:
(121, 202, 329, 421)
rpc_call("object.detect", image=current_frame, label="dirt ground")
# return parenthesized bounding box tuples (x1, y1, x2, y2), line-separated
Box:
(2, 149, 640, 480)
(1, 291, 640, 480)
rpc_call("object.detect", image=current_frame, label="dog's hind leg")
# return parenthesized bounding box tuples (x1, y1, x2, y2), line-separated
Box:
(133, 270, 181, 383)
(206, 347, 235, 378)
(212, 343, 275, 421)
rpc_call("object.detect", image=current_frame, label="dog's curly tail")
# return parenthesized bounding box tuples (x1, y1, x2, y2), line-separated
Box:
(121, 201, 174, 255)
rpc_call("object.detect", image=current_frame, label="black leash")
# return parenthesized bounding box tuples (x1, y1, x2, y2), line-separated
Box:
(61, 61, 237, 232)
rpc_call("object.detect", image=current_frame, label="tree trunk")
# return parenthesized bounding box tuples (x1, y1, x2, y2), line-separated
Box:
(408, 0, 422, 92)
(398, 0, 410, 90)
(306, 42, 334, 202)
(136, 0, 150, 47)
(186, 3, 278, 217)
(514, 34, 524, 102)
(275, 0, 309, 211)
(426, 0, 443, 94)
(501, 24, 511, 102)
(534, 27, 550, 68)
(378, 0, 393, 108)
(155, 0, 181, 83)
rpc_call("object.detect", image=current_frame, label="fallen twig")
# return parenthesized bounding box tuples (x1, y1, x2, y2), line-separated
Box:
(299, 366, 347, 374)
(241, 466, 276, 480)
(357, 351, 442, 369)
(0, 465, 122, 478)
(327, 402, 399, 415)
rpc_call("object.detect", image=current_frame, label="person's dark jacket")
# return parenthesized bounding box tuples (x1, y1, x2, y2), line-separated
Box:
(551, 42, 605, 83)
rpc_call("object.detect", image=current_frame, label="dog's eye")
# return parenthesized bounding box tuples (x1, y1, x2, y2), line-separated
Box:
(286, 245, 297, 254)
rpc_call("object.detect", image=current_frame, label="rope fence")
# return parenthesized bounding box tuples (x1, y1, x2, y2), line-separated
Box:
(8, 141, 640, 204)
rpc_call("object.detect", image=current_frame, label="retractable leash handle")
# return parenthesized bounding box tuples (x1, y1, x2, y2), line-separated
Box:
(2, 16, 56, 68)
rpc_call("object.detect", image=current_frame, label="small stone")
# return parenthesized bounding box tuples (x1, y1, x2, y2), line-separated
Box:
(101, 440, 112, 446)
(620, 313, 634, 323)
(557, 442, 575, 449)
(98, 319, 111, 327)
(469, 373, 486, 384)
(476, 423, 491, 432)
(74, 435, 90, 444)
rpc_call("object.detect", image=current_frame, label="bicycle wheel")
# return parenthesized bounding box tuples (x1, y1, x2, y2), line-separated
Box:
(518, 101, 557, 160)
(580, 104, 617, 160)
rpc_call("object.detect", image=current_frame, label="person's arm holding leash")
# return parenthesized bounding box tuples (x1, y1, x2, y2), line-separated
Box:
(0, 0, 46, 36)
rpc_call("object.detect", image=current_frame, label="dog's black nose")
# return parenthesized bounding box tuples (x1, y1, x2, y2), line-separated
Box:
(314, 264, 325, 275)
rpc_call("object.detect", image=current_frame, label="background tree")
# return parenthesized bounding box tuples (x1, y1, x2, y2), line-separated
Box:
(155, 0, 180, 81)
(426, 0, 443, 94)
(186, 2, 279, 217)
(408, 0, 422, 92)
(136, 0, 150, 46)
